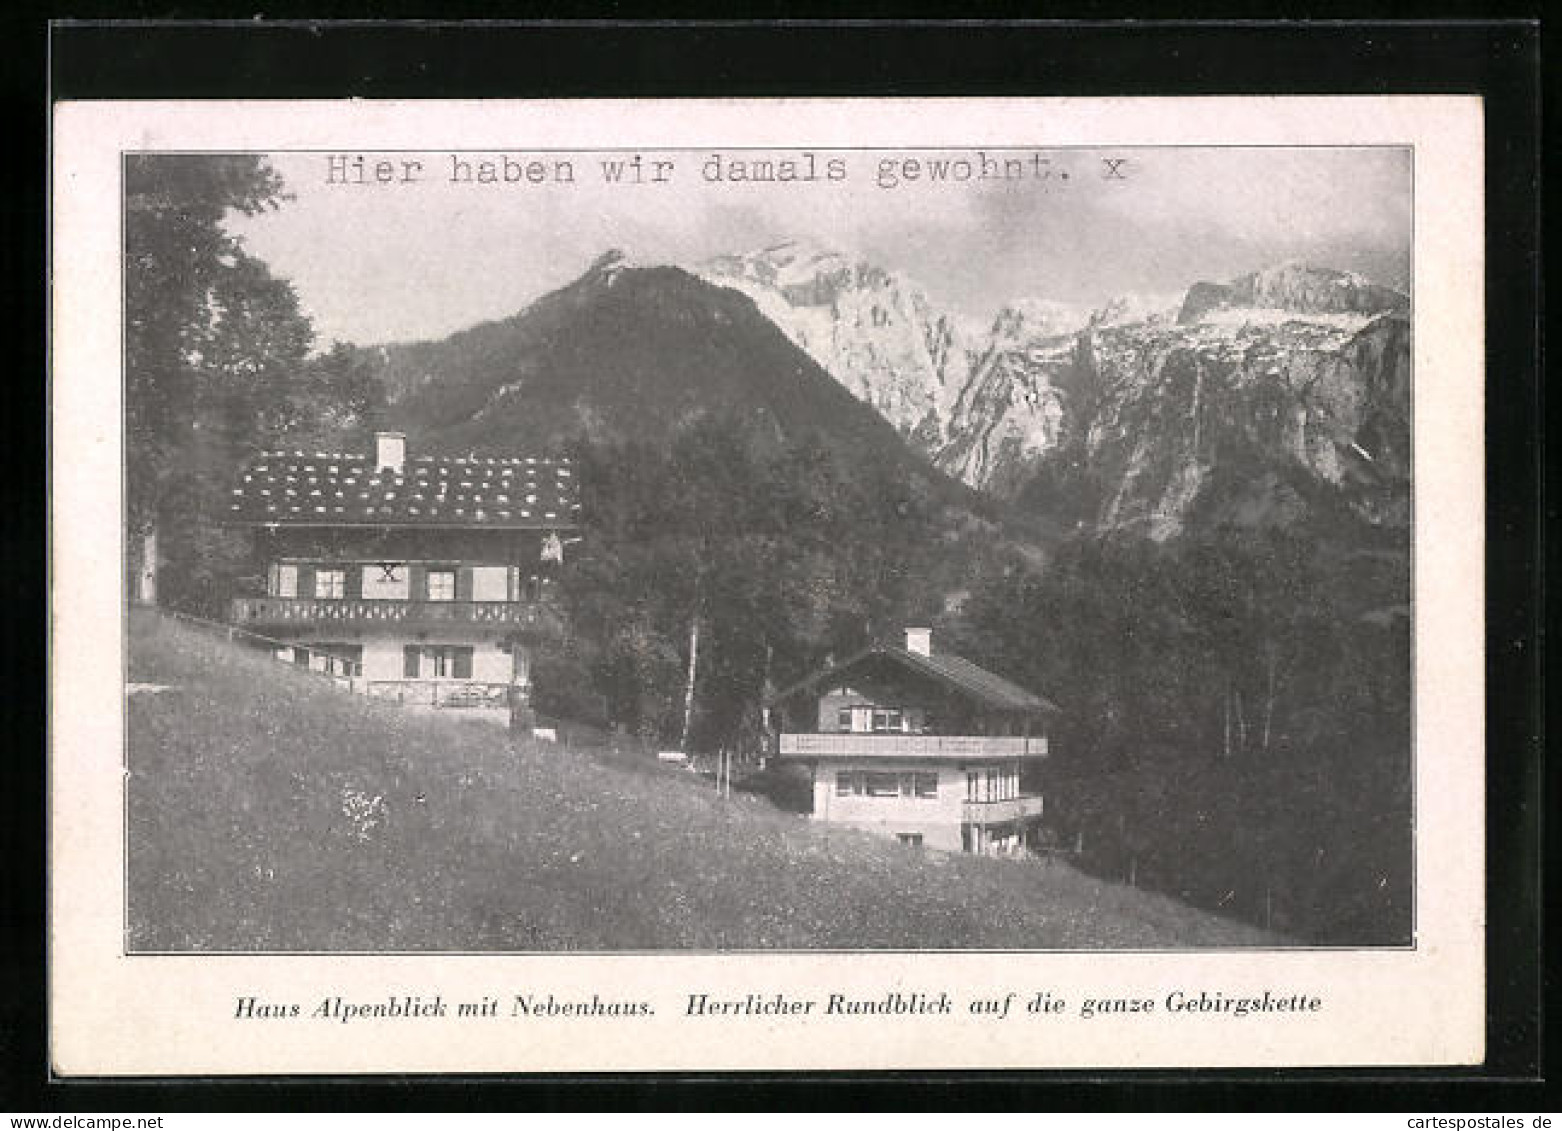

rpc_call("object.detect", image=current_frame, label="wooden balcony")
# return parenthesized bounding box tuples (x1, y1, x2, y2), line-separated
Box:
(777, 733, 1047, 759)
(230, 596, 562, 635)
(961, 795, 1045, 825)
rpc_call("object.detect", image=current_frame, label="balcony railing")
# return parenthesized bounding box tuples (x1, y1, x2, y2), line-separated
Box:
(777, 733, 1047, 759)
(230, 597, 562, 633)
(961, 795, 1045, 824)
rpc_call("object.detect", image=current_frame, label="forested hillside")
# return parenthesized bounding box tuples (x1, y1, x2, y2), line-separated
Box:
(536, 415, 1005, 753)
(948, 525, 1410, 943)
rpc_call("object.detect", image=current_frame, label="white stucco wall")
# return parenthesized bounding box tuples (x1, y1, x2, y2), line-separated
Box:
(808, 761, 967, 851)
(355, 636, 517, 682)
(472, 644, 515, 683)
(361, 638, 405, 681)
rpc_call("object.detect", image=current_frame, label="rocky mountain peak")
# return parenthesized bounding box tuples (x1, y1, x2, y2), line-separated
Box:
(584, 247, 635, 284)
(703, 240, 857, 296)
(1086, 291, 1182, 330)
(1179, 262, 1409, 326)
(371, 246, 1411, 546)
(990, 298, 1095, 342)
(695, 247, 1411, 533)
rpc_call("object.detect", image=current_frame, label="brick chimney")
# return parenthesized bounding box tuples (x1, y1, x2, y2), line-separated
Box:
(375, 431, 406, 475)
(905, 627, 932, 656)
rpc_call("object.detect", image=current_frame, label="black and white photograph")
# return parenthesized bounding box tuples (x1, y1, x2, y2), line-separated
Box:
(49, 96, 1485, 1074)
(121, 142, 1414, 954)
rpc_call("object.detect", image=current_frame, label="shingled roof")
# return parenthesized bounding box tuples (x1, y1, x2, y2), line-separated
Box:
(228, 449, 580, 528)
(769, 644, 1058, 715)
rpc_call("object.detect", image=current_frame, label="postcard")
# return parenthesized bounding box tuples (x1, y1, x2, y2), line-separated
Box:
(50, 96, 1484, 1074)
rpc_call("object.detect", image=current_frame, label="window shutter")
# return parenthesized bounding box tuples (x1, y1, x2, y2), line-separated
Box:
(407, 565, 425, 600)
(455, 568, 472, 602)
(297, 564, 316, 599)
(346, 566, 362, 600)
(403, 645, 421, 678)
(453, 647, 473, 679)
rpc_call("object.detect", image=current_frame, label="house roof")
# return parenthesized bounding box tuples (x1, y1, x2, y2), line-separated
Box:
(228, 450, 580, 528)
(769, 645, 1058, 715)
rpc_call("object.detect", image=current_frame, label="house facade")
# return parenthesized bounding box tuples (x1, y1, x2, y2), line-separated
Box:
(770, 628, 1055, 855)
(227, 431, 577, 725)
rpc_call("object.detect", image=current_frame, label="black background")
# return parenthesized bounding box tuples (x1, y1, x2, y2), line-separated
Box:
(11, 14, 1546, 1112)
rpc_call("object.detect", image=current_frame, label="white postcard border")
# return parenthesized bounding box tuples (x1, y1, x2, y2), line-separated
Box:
(50, 96, 1485, 1074)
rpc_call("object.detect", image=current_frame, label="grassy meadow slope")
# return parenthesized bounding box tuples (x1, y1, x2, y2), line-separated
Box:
(126, 611, 1277, 952)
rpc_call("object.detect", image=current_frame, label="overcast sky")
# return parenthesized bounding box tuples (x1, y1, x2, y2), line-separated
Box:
(228, 147, 1412, 349)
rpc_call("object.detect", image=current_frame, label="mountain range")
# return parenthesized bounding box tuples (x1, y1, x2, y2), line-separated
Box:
(699, 245, 1410, 540)
(369, 244, 1411, 546)
(370, 250, 975, 509)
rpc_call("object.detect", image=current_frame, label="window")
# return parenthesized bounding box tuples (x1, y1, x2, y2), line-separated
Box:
(471, 566, 509, 602)
(836, 772, 934, 799)
(864, 772, 901, 798)
(363, 563, 409, 600)
(275, 564, 298, 598)
(967, 771, 981, 802)
(836, 708, 853, 732)
(315, 569, 346, 599)
(426, 570, 457, 601)
(405, 645, 475, 680)
(870, 708, 904, 733)
(896, 833, 923, 847)
(312, 643, 362, 675)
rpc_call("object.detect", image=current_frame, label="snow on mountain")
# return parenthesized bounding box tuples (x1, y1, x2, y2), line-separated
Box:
(700, 240, 963, 431)
(697, 241, 1078, 493)
(372, 239, 1410, 548)
(699, 246, 1410, 539)
(1071, 267, 1411, 540)
(1178, 262, 1408, 325)
(1087, 291, 1183, 329)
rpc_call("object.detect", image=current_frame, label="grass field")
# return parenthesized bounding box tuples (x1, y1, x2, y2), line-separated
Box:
(126, 610, 1278, 951)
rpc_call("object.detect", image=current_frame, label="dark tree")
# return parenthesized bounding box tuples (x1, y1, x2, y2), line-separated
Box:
(124, 155, 314, 614)
(548, 414, 946, 757)
(959, 524, 1411, 944)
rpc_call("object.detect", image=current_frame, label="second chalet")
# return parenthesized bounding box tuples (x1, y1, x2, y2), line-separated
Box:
(226, 431, 577, 726)
(769, 628, 1057, 855)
